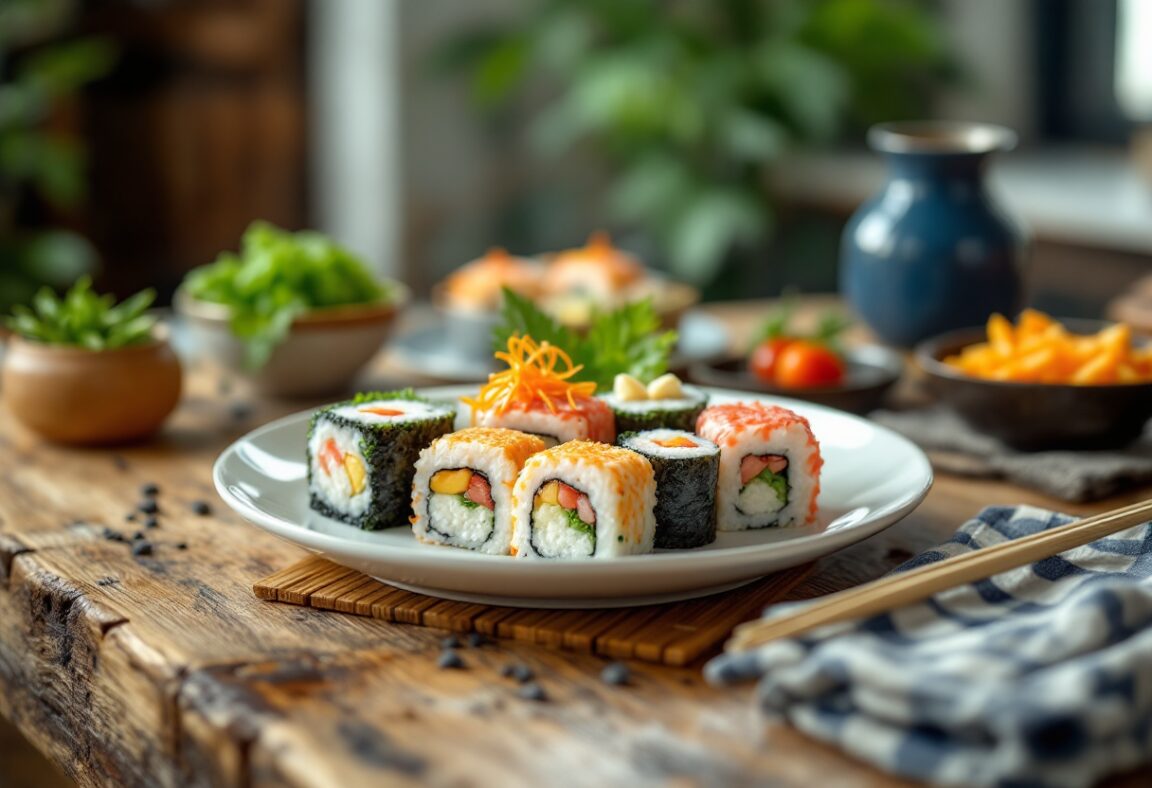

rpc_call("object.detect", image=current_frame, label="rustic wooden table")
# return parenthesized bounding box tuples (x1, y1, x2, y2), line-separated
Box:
(1, 299, 1148, 787)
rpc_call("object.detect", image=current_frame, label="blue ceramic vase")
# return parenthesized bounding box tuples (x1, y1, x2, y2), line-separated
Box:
(840, 122, 1026, 347)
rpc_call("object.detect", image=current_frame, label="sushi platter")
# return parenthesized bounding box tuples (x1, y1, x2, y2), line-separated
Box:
(214, 382, 932, 607)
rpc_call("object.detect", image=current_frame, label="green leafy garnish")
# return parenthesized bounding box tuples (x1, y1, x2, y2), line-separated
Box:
(752, 468, 790, 504)
(494, 288, 677, 388)
(563, 505, 595, 539)
(457, 494, 482, 510)
(183, 221, 391, 369)
(5, 276, 156, 350)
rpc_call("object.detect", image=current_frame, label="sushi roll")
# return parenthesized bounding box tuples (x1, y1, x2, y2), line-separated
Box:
(510, 441, 656, 559)
(308, 391, 456, 530)
(618, 429, 719, 549)
(473, 397, 615, 446)
(410, 427, 546, 554)
(601, 373, 708, 433)
(696, 402, 822, 530)
(464, 334, 614, 445)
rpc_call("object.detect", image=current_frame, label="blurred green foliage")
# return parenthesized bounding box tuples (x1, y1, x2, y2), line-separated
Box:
(0, 0, 115, 313)
(438, 0, 955, 285)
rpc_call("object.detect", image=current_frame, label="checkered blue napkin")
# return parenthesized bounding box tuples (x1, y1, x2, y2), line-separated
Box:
(706, 505, 1152, 788)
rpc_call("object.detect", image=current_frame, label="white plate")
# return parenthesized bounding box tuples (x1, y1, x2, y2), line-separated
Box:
(391, 311, 731, 382)
(214, 386, 933, 608)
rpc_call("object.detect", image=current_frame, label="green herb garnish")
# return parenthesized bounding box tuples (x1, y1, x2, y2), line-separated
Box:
(5, 276, 156, 350)
(183, 221, 391, 369)
(494, 288, 677, 388)
(457, 494, 481, 510)
(749, 296, 850, 353)
(563, 505, 595, 539)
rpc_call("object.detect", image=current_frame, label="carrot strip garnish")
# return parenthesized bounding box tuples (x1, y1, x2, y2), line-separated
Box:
(462, 334, 596, 415)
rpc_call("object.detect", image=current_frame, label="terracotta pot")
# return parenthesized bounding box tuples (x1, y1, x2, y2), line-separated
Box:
(2, 330, 182, 445)
(174, 284, 408, 398)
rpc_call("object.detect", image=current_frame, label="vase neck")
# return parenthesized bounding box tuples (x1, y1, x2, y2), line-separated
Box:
(882, 151, 989, 183)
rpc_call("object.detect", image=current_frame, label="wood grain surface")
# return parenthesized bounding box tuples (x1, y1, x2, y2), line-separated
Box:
(2, 302, 1151, 788)
(252, 556, 816, 666)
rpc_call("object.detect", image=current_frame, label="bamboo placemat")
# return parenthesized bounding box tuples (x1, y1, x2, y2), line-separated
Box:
(253, 556, 814, 666)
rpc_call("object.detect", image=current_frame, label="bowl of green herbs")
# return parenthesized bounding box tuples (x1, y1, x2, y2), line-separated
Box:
(176, 222, 407, 397)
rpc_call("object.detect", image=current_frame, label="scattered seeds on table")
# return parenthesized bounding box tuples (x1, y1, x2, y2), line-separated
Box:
(125, 512, 137, 522)
(132, 541, 153, 557)
(176, 542, 188, 551)
(190, 500, 212, 516)
(510, 664, 535, 684)
(600, 662, 631, 686)
(138, 499, 159, 515)
(102, 528, 126, 543)
(438, 650, 465, 670)
(96, 577, 117, 587)
(467, 632, 488, 648)
(441, 634, 461, 649)
(518, 682, 547, 702)
(140, 482, 160, 497)
(144, 516, 159, 529)
(132, 531, 146, 541)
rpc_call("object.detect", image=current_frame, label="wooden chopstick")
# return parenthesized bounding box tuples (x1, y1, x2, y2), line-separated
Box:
(725, 498, 1152, 654)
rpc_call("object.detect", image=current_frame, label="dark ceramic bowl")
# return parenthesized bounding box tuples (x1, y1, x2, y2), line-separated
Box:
(916, 321, 1152, 451)
(688, 345, 903, 415)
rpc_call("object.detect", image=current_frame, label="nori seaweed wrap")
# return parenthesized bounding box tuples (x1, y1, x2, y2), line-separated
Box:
(307, 390, 456, 530)
(618, 428, 719, 549)
(601, 386, 708, 433)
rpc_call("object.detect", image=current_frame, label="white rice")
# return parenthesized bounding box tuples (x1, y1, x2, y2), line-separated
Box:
(600, 385, 706, 415)
(619, 428, 717, 459)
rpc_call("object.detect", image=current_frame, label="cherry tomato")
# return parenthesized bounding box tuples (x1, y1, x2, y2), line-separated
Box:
(773, 341, 845, 388)
(749, 338, 794, 382)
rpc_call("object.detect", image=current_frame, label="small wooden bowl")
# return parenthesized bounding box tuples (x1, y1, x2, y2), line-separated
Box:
(2, 329, 182, 445)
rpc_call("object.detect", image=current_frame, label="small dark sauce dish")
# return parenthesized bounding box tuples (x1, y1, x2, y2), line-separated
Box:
(688, 345, 903, 415)
(916, 321, 1152, 451)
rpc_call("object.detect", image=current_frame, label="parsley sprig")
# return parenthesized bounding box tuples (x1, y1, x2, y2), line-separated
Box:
(493, 288, 677, 388)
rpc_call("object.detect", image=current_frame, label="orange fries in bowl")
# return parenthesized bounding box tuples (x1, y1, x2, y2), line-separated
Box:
(942, 310, 1152, 385)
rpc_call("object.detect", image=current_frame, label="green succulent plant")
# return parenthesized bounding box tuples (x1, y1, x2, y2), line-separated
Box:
(6, 275, 157, 350)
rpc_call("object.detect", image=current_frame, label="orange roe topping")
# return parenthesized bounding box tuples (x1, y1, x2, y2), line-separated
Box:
(463, 335, 597, 416)
(653, 436, 698, 449)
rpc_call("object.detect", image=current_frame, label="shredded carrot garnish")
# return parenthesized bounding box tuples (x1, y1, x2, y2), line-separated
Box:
(462, 335, 597, 415)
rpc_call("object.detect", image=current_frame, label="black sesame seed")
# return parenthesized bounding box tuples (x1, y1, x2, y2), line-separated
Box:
(176, 542, 188, 551)
(132, 531, 146, 541)
(511, 664, 535, 684)
(438, 650, 465, 670)
(132, 541, 153, 557)
(190, 500, 212, 516)
(441, 634, 461, 649)
(466, 632, 487, 648)
(96, 577, 117, 587)
(138, 499, 159, 515)
(600, 662, 631, 686)
(140, 483, 160, 497)
(102, 528, 126, 543)
(518, 682, 547, 702)
(499, 663, 516, 678)
(125, 512, 137, 522)
(144, 516, 159, 529)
